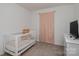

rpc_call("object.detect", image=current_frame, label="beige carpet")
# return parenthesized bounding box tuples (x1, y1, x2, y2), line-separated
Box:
(3, 42, 64, 56)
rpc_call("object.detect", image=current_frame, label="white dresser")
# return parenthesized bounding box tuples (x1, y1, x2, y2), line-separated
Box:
(64, 34, 79, 56)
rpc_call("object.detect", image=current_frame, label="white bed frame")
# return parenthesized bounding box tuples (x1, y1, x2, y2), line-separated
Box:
(4, 32, 36, 56)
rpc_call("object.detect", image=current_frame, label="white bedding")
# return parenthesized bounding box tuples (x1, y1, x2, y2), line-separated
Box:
(5, 39, 36, 52)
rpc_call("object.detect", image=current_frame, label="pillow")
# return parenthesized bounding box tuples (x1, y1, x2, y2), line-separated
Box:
(22, 28, 30, 34)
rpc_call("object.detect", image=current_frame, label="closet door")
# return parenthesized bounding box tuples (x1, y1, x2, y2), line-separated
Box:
(39, 12, 54, 44)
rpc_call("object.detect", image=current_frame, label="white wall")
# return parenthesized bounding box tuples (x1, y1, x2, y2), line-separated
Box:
(74, 4, 79, 19)
(32, 5, 75, 46)
(31, 12, 40, 41)
(54, 5, 75, 46)
(0, 3, 32, 34)
(0, 3, 32, 55)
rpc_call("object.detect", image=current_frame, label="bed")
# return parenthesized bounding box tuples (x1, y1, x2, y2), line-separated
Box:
(4, 31, 36, 56)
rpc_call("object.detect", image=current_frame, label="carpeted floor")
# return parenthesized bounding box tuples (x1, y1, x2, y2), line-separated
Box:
(3, 42, 64, 56)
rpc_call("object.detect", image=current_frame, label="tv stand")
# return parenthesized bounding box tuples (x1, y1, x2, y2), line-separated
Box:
(64, 34, 79, 56)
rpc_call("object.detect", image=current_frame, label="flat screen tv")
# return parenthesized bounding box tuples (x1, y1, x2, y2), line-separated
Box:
(70, 20, 79, 38)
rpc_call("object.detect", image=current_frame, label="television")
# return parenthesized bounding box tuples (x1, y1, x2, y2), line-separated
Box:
(70, 20, 79, 39)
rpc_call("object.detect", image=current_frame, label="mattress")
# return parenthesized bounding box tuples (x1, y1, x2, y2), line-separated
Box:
(5, 39, 36, 52)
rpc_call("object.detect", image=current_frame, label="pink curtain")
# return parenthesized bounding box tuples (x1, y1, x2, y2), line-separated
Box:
(39, 12, 54, 44)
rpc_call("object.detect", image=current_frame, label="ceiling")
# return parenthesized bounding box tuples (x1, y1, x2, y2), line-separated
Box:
(18, 3, 75, 11)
